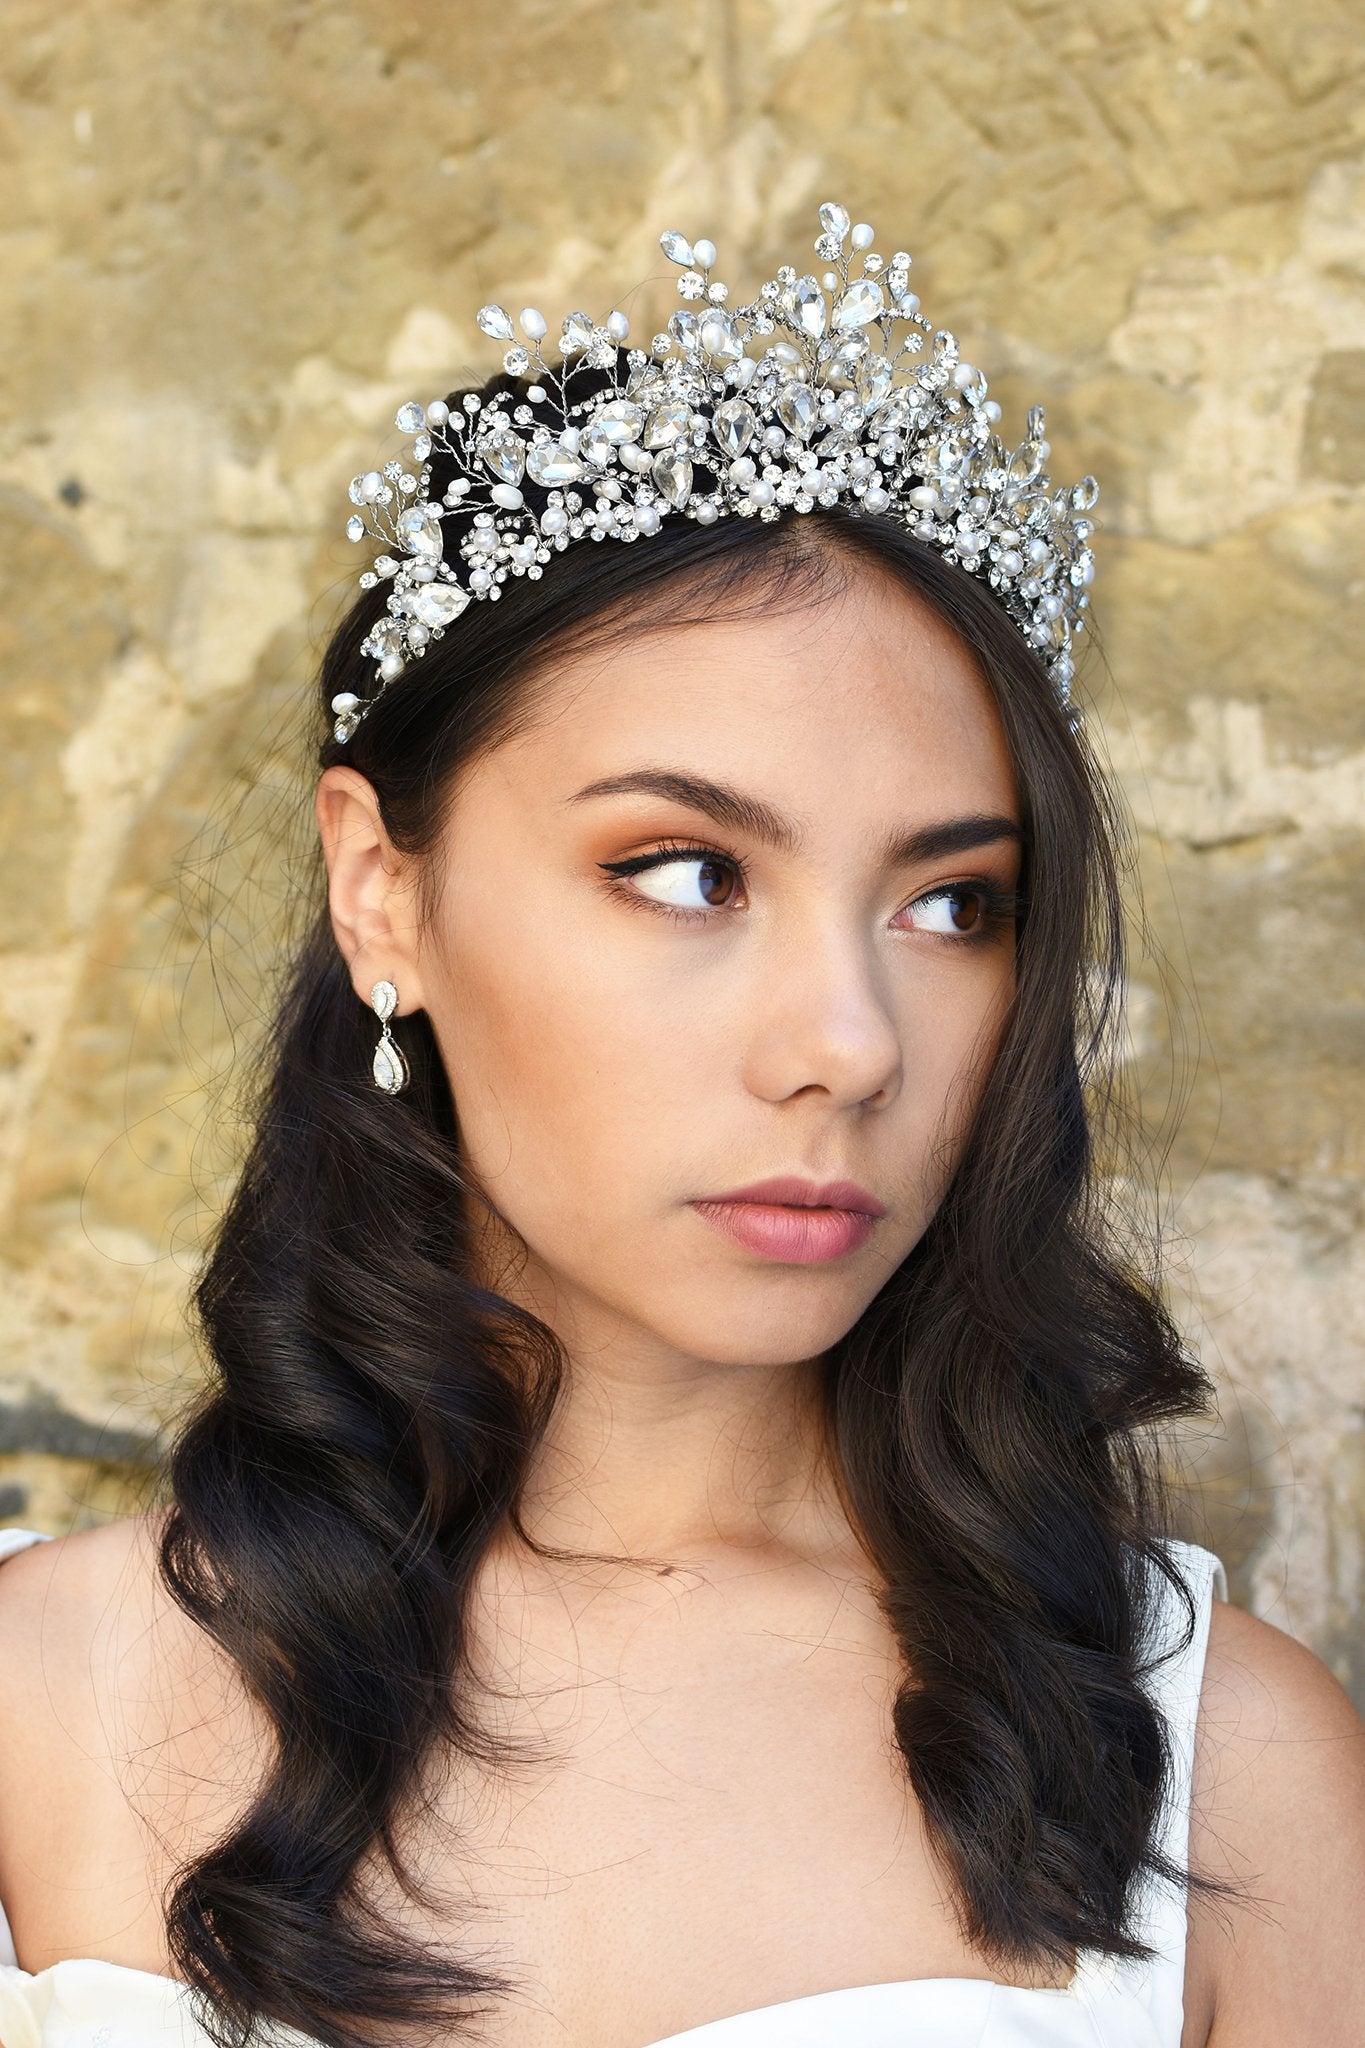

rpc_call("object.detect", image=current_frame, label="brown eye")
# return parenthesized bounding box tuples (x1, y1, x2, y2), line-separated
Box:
(633, 853, 740, 911)
(908, 887, 987, 935)
(697, 858, 737, 907)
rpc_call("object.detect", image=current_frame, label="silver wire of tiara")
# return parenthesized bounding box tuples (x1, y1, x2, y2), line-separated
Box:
(334, 201, 1098, 742)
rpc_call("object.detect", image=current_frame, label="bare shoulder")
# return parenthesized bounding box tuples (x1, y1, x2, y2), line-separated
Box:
(0, 1513, 264, 1966)
(1186, 1597, 1365, 2047)
(0, 1506, 167, 1596)
(0, 1512, 172, 1712)
(0, 1514, 179, 1823)
(0, 1505, 257, 1767)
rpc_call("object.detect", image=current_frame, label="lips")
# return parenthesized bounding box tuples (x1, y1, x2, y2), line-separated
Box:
(687, 1175, 885, 1265)
(699, 1175, 886, 1216)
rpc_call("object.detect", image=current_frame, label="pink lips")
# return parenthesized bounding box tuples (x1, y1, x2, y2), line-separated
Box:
(689, 1175, 885, 1265)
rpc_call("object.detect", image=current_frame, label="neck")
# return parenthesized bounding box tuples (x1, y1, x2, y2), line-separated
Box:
(463, 1200, 868, 1577)
(507, 1351, 855, 1571)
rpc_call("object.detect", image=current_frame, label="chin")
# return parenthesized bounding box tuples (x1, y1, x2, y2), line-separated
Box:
(640, 1278, 879, 1370)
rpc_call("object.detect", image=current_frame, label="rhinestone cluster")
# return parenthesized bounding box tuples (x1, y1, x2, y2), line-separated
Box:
(336, 202, 1097, 742)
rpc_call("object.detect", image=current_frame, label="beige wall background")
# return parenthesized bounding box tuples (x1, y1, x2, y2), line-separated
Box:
(1, 0, 1361, 1698)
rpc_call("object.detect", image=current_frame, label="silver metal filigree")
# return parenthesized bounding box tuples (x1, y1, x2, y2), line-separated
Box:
(336, 204, 1098, 742)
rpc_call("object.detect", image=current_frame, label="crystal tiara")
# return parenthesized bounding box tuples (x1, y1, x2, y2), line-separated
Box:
(334, 201, 1097, 743)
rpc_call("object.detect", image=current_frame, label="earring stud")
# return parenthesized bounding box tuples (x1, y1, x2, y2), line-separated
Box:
(369, 980, 409, 1095)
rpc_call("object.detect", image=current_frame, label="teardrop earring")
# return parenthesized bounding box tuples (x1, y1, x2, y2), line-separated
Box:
(369, 980, 409, 1095)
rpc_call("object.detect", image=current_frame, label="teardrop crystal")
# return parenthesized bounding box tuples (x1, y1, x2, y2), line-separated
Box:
(373, 1036, 409, 1095)
(481, 431, 526, 485)
(406, 582, 470, 628)
(818, 202, 851, 242)
(776, 383, 816, 439)
(1071, 475, 1100, 511)
(476, 304, 515, 341)
(580, 420, 614, 468)
(397, 507, 443, 556)
(793, 276, 827, 339)
(871, 387, 912, 430)
(712, 398, 757, 457)
(652, 451, 694, 507)
(527, 439, 584, 486)
(644, 400, 691, 449)
(591, 399, 645, 444)
(855, 355, 893, 410)
(395, 401, 426, 433)
(367, 619, 406, 661)
(668, 309, 701, 351)
(1009, 443, 1046, 484)
(560, 311, 594, 355)
(832, 279, 885, 330)
(370, 980, 397, 1022)
(659, 231, 694, 266)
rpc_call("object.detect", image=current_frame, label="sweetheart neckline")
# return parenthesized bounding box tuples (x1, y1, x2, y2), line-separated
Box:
(644, 1969, 1086, 2045)
(1, 1950, 1095, 2048)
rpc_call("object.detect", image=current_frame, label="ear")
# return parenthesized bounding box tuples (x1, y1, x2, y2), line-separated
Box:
(315, 766, 427, 1015)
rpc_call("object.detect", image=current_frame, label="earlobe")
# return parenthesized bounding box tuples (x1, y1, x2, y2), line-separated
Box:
(314, 766, 426, 1014)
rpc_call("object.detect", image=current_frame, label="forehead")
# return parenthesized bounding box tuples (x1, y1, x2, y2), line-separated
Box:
(476, 562, 1018, 831)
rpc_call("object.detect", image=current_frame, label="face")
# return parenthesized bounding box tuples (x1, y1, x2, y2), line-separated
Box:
(403, 557, 1021, 1383)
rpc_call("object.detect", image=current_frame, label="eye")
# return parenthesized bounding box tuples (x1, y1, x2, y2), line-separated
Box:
(637, 854, 738, 911)
(598, 841, 745, 916)
(905, 886, 995, 936)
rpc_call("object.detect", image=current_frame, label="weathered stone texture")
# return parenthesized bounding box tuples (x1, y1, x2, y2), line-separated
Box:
(1, 0, 1361, 1696)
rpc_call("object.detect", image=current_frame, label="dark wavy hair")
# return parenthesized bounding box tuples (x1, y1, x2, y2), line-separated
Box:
(158, 362, 1215, 2048)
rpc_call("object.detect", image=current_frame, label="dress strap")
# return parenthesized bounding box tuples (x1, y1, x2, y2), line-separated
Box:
(0, 1529, 52, 1969)
(1140, 1540, 1227, 1883)
(1073, 1537, 1226, 2039)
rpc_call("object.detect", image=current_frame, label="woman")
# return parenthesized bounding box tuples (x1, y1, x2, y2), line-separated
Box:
(0, 206, 1361, 2048)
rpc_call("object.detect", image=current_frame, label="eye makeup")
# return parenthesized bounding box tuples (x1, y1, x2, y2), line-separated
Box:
(597, 839, 750, 920)
(596, 840, 1020, 939)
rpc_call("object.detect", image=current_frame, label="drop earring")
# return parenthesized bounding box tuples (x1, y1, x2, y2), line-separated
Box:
(369, 980, 409, 1095)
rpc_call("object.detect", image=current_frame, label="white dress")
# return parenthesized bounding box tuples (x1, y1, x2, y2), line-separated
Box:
(0, 1526, 1225, 2048)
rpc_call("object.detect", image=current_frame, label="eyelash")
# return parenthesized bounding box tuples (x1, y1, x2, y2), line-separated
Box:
(597, 839, 1020, 937)
(598, 839, 754, 925)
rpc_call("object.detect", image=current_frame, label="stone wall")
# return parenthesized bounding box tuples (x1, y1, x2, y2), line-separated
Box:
(1, 0, 1361, 1698)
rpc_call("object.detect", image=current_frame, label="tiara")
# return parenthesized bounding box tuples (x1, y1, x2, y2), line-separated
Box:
(334, 202, 1097, 743)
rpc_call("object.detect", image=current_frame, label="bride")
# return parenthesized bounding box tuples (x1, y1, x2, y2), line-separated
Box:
(1, 206, 1360, 2048)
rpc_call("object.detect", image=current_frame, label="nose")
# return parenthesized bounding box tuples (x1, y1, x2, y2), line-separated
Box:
(740, 912, 903, 1112)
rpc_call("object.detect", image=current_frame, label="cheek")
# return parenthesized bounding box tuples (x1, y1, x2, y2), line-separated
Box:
(422, 895, 707, 1232)
(902, 957, 1014, 1187)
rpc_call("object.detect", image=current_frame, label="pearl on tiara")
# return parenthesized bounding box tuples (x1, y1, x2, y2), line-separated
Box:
(336, 202, 1098, 743)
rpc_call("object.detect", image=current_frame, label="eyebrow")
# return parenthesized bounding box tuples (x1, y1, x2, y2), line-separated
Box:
(565, 768, 1023, 869)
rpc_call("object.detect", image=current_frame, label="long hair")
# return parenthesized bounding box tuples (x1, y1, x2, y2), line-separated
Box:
(158, 363, 1215, 2048)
